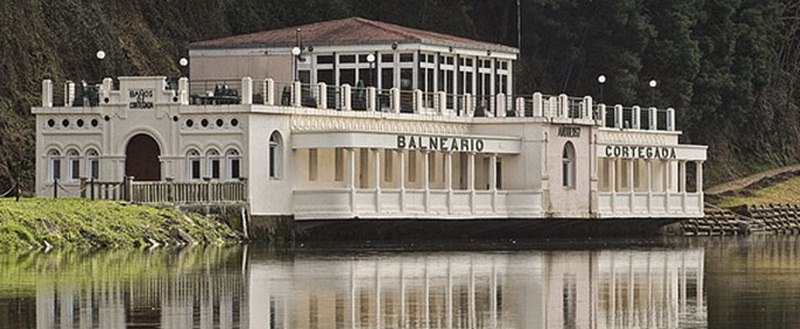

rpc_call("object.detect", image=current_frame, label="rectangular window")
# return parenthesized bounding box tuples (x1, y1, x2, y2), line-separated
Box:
(211, 160, 220, 179)
(400, 53, 414, 62)
(52, 159, 61, 181)
(191, 160, 200, 180)
(384, 150, 393, 182)
(409, 151, 417, 182)
(317, 55, 334, 64)
(70, 158, 80, 180)
(335, 148, 343, 182)
(381, 54, 394, 63)
(496, 158, 502, 189)
(340, 55, 356, 63)
(230, 159, 240, 179)
(309, 149, 318, 181)
(90, 160, 99, 179)
(381, 67, 394, 89)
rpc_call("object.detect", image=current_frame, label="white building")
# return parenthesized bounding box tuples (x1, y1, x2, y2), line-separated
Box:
(32, 17, 707, 233)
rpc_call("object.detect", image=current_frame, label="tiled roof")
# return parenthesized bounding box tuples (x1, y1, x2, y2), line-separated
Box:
(189, 17, 517, 53)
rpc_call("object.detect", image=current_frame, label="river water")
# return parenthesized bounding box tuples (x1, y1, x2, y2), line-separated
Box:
(0, 236, 798, 328)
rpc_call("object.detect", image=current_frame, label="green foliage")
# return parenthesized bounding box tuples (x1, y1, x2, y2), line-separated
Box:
(0, 0, 799, 189)
(0, 198, 241, 251)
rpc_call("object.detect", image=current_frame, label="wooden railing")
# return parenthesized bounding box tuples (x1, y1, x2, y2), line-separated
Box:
(130, 180, 247, 205)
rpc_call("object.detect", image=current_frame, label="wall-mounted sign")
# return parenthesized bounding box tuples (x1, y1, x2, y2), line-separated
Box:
(558, 126, 580, 138)
(604, 145, 676, 159)
(397, 135, 485, 152)
(129, 89, 154, 109)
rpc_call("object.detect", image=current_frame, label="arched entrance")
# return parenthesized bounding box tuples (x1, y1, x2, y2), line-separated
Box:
(125, 134, 161, 181)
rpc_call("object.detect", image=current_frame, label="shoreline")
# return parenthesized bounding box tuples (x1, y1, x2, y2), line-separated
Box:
(0, 198, 244, 251)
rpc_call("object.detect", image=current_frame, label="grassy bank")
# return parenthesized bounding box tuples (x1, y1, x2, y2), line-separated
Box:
(715, 176, 800, 207)
(0, 198, 243, 251)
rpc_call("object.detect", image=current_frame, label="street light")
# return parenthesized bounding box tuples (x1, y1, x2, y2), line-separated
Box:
(366, 53, 376, 86)
(597, 74, 606, 103)
(179, 57, 188, 77)
(291, 47, 301, 82)
(649, 79, 657, 106)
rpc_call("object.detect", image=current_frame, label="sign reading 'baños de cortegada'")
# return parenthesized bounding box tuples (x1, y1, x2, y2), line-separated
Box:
(604, 145, 677, 159)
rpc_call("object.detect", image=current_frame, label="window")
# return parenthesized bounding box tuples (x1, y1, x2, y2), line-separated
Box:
(269, 131, 282, 179)
(86, 149, 99, 180)
(48, 150, 61, 182)
(335, 148, 344, 181)
(226, 149, 241, 180)
(67, 150, 80, 181)
(562, 142, 576, 188)
(187, 150, 201, 180)
(207, 149, 221, 179)
(308, 149, 318, 181)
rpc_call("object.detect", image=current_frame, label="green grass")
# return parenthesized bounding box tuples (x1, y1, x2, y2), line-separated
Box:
(717, 176, 800, 207)
(0, 198, 242, 251)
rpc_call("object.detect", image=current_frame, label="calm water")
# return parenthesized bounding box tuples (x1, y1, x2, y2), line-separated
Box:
(0, 236, 798, 328)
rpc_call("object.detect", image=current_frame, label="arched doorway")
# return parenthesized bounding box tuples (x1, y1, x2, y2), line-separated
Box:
(125, 134, 161, 181)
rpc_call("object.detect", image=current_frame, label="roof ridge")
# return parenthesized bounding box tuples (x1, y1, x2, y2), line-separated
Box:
(352, 17, 419, 41)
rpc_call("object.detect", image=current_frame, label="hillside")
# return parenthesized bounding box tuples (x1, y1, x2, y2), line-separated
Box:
(2, 0, 800, 190)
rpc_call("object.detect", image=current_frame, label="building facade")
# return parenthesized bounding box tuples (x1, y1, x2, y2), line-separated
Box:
(32, 17, 707, 225)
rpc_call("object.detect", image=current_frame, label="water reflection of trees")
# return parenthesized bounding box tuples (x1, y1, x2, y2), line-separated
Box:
(251, 249, 707, 329)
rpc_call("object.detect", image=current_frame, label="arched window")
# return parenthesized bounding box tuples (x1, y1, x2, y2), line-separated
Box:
(67, 149, 80, 181)
(226, 149, 241, 180)
(206, 149, 221, 180)
(48, 150, 61, 182)
(187, 150, 201, 180)
(562, 142, 576, 188)
(86, 149, 99, 180)
(269, 131, 282, 179)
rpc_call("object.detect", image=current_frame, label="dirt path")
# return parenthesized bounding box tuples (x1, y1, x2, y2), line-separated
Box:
(705, 164, 800, 196)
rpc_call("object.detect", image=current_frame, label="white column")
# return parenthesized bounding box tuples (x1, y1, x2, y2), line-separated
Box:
(696, 161, 704, 211)
(468, 152, 476, 214)
(241, 76, 253, 105)
(490, 154, 498, 212)
(317, 82, 328, 109)
(42, 79, 53, 107)
(423, 151, 430, 213)
(264, 78, 275, 105)
(646, 160, 653, 212)
(628, 159, 635, 214)
(399, 150, 406, 212)
(347, 148, 356, 213)
(446, 151, 453, 214)
(610, 159, 617, 212)
(679, 161, 686, 193)
(292, 80, 302, 107)
(374, 149, 381, 214)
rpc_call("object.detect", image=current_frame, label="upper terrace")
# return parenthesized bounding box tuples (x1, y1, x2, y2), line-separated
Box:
(37, 76, 679, 133)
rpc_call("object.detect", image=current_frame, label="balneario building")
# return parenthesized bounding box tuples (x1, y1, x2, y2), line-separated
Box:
(32, 17, 707, 237)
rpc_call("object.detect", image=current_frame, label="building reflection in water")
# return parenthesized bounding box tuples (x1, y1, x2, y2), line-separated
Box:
(249, 249, 706, 329)
(31, 248, 706, 328)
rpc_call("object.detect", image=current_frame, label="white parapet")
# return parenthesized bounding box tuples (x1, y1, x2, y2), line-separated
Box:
(341, 84, 352, 111)
(649, 107, 657, 130)
(598, 104, 607, 126)
(317, 82, 327, 109)
(102, 78, 112, 104)
(496, 93, 507, 117)
(437, 91, 446, 115)
(632, 105, 641, 129)
(413, 89, 423, 114)
(65, 81, 75, 107)
(533, 92, 543, 117)
(178, 77, 189, 105)
(558, 94, 568, 118)
(42, 79, 53, 107)
(516, 97, 526, 117)
(582, 96, 592, 120)
(464, 93, 474, 117)
(614, 104, 623, 128)
(367, 87, 376, 112)
(667, 107, 675, 131)
(264, 78, 275, 105)
(390, 88, 400, 113)
(292, 81, 302, 107)
(241, 77, 253, 105)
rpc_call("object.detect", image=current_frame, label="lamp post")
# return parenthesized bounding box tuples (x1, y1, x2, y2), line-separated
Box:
(597, 74, 606, 103)
(366, 53, 376, 87)
(96, 50, 106, 81)
(291, 47, 301, 82)
(649, 79, 657, 106)
(179, 57, 188, 77)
